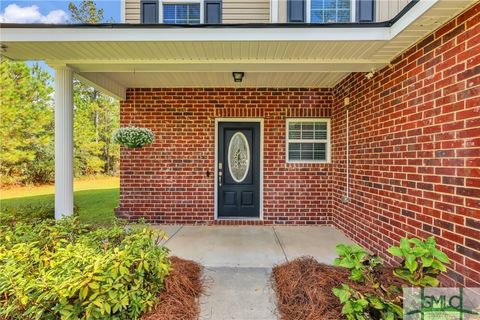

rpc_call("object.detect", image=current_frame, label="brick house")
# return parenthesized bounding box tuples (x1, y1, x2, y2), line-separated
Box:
(1, 0, 478, 286)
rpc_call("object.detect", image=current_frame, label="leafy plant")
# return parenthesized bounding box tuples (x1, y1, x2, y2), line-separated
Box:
(334, 244, 382, 285)
(333, 284, 370, 320)
(113, 127, 154, 148)
(333, 237, 450, 320)
(387, 236, 449, 287)
(333, 284, 403, 320)
(0, 217, 170, 319)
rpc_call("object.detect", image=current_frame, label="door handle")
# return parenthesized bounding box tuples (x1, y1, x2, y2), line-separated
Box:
(218, 162, 223, 187)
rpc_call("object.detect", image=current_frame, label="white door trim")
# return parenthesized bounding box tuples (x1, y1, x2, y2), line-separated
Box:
(214, 118, 264, 220)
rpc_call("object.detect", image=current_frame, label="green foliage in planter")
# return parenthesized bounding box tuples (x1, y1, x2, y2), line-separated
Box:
(387, 236, 449, 287)
(113, 127, 154, 148)
(334, 244, 382, 285)
(333, 237, 450, 320)
(0, 218, 171, 319)
(333, 284, 403, 320)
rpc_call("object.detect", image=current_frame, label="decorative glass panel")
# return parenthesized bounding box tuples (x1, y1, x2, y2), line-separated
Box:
(228, 132, 250, 183)
(163, 3, 200, 24)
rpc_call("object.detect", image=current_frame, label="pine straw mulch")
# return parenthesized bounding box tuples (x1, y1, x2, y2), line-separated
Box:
(141, 256, 204, 320)
(272, 257, 408, 320)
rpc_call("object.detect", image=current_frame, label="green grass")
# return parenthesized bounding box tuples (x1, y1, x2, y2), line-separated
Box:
(0, 177, 119, 224)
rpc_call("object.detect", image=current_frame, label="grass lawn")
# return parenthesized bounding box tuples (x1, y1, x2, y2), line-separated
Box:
(0, 176, 119, 224)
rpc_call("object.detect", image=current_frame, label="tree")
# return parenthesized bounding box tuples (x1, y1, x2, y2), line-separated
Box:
(68, 0, 120, 176)
(68, 0, 104, 24)
(0, 58, 54, 185)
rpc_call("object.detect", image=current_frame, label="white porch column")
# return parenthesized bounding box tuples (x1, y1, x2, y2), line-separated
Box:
(54, 66, 74, 219)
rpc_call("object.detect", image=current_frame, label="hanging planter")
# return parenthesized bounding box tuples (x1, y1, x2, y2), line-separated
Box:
(113, 126, 154, 148)
(113, 80, 155, 149)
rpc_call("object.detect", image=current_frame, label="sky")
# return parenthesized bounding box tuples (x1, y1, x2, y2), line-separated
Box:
(0, 0, 121, 73)
(0, 0, 120, 23)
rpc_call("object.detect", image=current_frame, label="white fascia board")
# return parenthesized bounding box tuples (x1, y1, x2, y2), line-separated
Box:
(4, 26, 390, 42)
(389, 0, 439, 39)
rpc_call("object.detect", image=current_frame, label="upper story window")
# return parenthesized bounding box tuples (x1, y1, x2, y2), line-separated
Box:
(311, 0, 351, 23)
(163, 3, 201, 24)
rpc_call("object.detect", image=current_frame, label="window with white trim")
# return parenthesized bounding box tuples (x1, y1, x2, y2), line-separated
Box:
(286, 119, 330, 163)
(311, 0, 351, 23)
(163, 3, 201, 24)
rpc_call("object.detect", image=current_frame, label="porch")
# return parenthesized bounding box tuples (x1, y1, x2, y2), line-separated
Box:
(157, 225, 354, 319)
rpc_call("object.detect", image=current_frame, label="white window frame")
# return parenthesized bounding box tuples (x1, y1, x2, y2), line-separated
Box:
(306, 0, 356, 23)
(286, 118, 331, 164)
(159, 0, 204, 24)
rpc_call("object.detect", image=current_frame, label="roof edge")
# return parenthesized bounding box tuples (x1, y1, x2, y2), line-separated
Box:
(0, 0, 418, 30)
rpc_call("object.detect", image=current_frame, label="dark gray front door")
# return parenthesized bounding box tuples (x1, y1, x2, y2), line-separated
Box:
(218, 122, 260, 218)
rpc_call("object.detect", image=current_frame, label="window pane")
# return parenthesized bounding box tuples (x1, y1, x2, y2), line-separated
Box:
(338, 0, 350, 9)
(314, 122, 328, 139)
(288, 143, 327, 161)
(163, 4, 200, 24)
(310, 0, 350, 23)
(313, 143, 327, 160)
(289, 143, 301, 161)
(337, 10, 350, 22)
(287, 120, 329, 162)
(324, 0, 336, 10)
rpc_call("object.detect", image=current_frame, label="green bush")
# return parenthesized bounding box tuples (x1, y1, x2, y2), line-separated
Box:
(0, 202, 79, 226)
(387, 236, 449, 287)
(0, 218, 171, 319)
(333, 237, 450, 320)
(334, 244, 382, 284)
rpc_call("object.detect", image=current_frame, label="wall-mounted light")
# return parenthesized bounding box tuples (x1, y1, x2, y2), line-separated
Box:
(232, 72, 244, 83)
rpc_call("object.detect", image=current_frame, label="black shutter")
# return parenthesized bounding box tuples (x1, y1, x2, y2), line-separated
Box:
(357, 0, 374, 22)
(205, 0, 222, 24)
(141, 0, 158, 24)
(288, 0, 305, 23)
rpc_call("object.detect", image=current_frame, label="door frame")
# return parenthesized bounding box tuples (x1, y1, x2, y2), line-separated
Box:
(214, 118, 264, 220)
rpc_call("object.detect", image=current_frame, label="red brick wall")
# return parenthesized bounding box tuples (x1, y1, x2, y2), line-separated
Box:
(117, 88, 333, 225)
(118, 3, 479, 286)
(331, 3, 480, 287)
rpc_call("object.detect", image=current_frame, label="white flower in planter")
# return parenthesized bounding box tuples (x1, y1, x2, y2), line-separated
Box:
(113, 127, 154, 148)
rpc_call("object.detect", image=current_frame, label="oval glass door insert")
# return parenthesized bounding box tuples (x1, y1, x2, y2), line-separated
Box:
(228, 132, 250, 183)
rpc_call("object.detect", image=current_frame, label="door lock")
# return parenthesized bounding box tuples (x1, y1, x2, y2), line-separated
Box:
(218, 162, 223, 187)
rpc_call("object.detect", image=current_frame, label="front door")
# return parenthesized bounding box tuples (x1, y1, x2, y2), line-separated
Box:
(217, 122, 260, 218)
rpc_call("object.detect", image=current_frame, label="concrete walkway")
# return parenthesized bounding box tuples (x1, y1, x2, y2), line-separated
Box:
(154, 225, 354, 320)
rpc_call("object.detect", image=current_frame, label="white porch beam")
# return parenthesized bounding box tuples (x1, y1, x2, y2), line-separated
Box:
(63, 59, 388, 73)
(54, 66, 74, 220)
(75, 72, 126, 101)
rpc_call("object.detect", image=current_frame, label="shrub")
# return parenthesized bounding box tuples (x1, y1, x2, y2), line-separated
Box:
(0, 218, 171, 319)
(334, 244, 382, 285)
(387, 236, 449, 287)
(333, 284, 403, 320)
(0, 202, 79, 226)
(113, 127, 154, 148)
(332, 237, 450, 320)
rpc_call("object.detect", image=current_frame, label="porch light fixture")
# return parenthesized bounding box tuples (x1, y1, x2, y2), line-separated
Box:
(232, 72, 244, 83)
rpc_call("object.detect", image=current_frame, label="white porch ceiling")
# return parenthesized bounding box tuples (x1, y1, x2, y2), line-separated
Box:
(0, 0, 476, 100)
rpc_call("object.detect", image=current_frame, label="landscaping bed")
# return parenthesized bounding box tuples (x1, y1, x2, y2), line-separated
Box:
(0, 214, 204, 319)
(273, 236, 450, 320)
(272, 257, 407, 320)
(142, 256, 203, 320)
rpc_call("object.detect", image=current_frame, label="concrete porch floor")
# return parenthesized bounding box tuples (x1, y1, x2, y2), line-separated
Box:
(154, 225, 354, 319)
